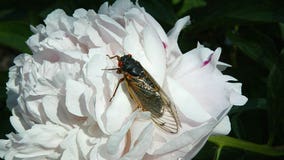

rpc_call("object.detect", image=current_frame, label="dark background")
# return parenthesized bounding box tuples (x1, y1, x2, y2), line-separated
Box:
(0, 0, 283, 159)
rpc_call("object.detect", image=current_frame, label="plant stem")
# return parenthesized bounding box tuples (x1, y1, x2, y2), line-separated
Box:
(208, 136, 284, 156)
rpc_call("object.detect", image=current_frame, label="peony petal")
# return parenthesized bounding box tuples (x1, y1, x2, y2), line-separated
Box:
(167, 45, 213, 79)
(168, 46, 237, 118)
(60, 128, 81, 160)
(9, 114, 25, 133)
(167, 16, 190, 62)
(211, 116, 231, 135)
(95, 18, 123, 45)
(77, 129, 95, 160)
(121, 123, 154, 160)
(153, 120, 215, 155)
(124, 8, 146, 32)
(109, 0, 134, 16)
(142, 26, 166, 86)
(143, 12, 168, 44)
(5, 123, 66, 159)
(86, 26, 106, 47)
(0, 140, 10, 158)
(183, 135, 210, 160)
(123, 21, 144, 57)
(165, 76, 212, 122)
(82, 48, 110, 134)
(65, 79, 89, 117)
(105, 87, 133, 133)
(42, 95, 71, 128)
(44, 9, 67, 34)
(73, 8, 88, 18)
(97, 14, 126, 37)
(229, 83, 248, 106)
(106, 111, 138, 154)
(98, 2, 109, 15)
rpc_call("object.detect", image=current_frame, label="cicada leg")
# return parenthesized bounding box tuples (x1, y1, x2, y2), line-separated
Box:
(109, 77, 125, 102)
(106, 55, 121, 61)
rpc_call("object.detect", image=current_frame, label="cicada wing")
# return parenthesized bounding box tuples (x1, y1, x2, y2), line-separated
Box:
(125, 69, 181, 133)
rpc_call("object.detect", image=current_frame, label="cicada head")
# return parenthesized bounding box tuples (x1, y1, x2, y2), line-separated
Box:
(119, 54, 143, 76)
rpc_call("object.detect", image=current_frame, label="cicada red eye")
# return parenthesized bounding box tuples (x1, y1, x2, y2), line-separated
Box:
(118, 61, 123, 67)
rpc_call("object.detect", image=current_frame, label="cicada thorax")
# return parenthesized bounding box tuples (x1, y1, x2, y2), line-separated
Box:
(106, 54, 181, 134)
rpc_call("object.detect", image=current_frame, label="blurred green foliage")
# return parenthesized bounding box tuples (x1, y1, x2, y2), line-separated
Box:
(0, 0, 283, 159)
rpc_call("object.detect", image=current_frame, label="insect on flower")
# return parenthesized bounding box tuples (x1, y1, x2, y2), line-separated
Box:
(105, 54, 181, 134)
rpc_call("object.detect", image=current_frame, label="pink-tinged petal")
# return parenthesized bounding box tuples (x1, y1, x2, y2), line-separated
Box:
(86, 26, 106, 47)
(106, 111, 138, 155)
(212, 116, 231, 135)
(41, 31, 79, 52)
(98, 2, 109, 15)
(167, 46, 213, 79)
(77, 129, 96, 160)
(108, 0, 134, 16)
(123, 21, 144, 57)
(229, 83, 248, 106)
(217, 61, 232, 71)
(230, 92, 248, 106)
(62, 128, 92, 160)
(142, 26, 166, 86)
(0, 140, 10, 158)
(42, 95, 64, 125)
(26, 33, 41, 53)
(202, 53, 213, 67)
(89, 141, 108, 160)
(83, 48, 108, 81)
(144, 144, 192, 160)
(167, 16, 190, 62)
(82, 49, 109, 133)
(121, 123, 154, 160)
(97, 14, 126, 37)
(73, 8, 88, 18)
(18, 123, 67, 148)
(95, 19, 123, 45)
(104, 85, 133, 133)
(4, 123, 66, 159)
(73, 16, 106, 48)
(168, 46, 235, 118)
(44, 9, 68, 34)
(24, 99, 45, 123)
(65, 79, 89, 117)
(183, 135, 210, 159)
(129, 112, 152, 150)
(125, 8, 146, 32)
(152, 120, 215, 155)
(9, 111, 26, 133)
(165, 76, 212, 122)
(143, 12, 168, 44)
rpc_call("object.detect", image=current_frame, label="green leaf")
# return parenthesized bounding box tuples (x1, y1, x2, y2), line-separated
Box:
(280, 23, 284, 40)
(267, 50, 284, 145)
(225, 2, 284, 22)
(177, 0, 207, 16)
(0, 21, 31, 53)
(0, 9, 14, 18)
(0, 71, 8, 101)
(229, 98, 267, 115)
(139, 1, 177, 25)
(209, 136, 284, 157)
(227, 29, 278, 69)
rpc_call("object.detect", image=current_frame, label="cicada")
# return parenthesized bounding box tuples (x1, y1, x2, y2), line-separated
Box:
(106, 54, 181, 134)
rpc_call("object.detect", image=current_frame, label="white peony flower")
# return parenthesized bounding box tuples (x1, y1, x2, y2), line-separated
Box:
(0, 0, 247, 159)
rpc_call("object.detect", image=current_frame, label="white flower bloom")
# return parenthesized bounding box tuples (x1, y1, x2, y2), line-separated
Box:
(0, 0, 247, 159)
